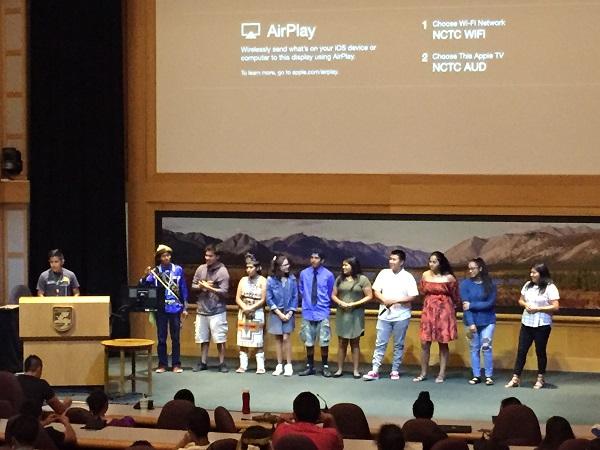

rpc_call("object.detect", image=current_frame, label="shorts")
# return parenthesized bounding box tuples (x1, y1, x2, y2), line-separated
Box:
(195, 311, 228, 344)
(300, 318, 330, 347)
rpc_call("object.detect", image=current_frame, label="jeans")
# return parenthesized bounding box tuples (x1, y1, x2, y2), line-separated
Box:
(371, 318, 410, 371)
(469, 323, 495, 377)
(156, 310, 181, 367)
(513, 324, 551, 375)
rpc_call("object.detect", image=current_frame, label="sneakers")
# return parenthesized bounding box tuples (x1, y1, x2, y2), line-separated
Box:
(322, 366, 332, 378)
(272, 364, 284, 376)
(533, 375, 545, 389)
(218, 363, 229, 373)
(155, 366, 166, 373)
(298, 366, 316, 376)
(283, 363, 293, 377)
(363, 370, 379, 381)
(192, 362, 208, 372)
(390, 371, 400, 380)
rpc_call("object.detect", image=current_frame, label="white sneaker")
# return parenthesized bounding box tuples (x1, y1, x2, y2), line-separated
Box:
(272, 364, 283, 376)
(283, 363, 293, 377)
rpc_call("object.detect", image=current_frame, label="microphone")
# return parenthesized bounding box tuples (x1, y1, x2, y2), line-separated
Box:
(316, 393, 329, 412)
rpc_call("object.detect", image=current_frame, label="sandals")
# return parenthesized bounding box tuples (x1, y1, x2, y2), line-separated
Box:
(505, 375, 520, 388)
(435, 376, 445, 384)
(412, 374, 427, 382)
(235, 367, 247, 373)
(485, 377, 495, 386)
(469, 377, 482, 385)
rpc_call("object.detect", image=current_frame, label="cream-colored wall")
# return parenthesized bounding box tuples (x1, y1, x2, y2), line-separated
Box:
(124, 1, 600, 372)
(1, 0, 29, 304)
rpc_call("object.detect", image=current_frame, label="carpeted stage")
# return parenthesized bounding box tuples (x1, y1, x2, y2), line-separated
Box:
(58, 356, 599, 426)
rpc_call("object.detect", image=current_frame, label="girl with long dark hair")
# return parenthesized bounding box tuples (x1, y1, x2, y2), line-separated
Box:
(506, 263, 559, 389)
(460, 257, 497, 385)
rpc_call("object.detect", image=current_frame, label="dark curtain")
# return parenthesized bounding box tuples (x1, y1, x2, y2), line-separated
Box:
(28, 1, 127, 335)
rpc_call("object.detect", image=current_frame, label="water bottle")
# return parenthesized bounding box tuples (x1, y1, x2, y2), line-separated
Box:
(242, 389, 251, 414)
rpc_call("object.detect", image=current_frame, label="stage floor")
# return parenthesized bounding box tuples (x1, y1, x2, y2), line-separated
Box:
(58, 356, 599, 426)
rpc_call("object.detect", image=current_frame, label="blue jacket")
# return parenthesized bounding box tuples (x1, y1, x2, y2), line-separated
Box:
(266, 275, 298, 313)
(141, 263, 188, 314)
(460, 278, 496, 327)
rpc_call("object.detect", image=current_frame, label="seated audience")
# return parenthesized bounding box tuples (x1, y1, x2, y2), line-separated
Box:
(490, 404, 541, 446)
(273, 434, 319, 450)
(402, 392, 447, 450)
(86, 390, 135, 427)
(377, 424, 405, 450)
(499, 397, 521, 410)
(239, 426, 273, 450)
(5, 413, 40, 450)
(20, 400, 77, 449)
(537, 416, 575, 450)
(272, 391, 344, 450)
(174, 389, 196, 405)
(17, 355, 72, 414)
(176, 407, 212, 450)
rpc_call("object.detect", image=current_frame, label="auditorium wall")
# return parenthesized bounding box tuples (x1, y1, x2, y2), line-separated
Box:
(125, 1, 600, 370)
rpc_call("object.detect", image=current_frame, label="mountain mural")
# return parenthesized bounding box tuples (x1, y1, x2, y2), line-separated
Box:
(445, 226, 600, 266)
(160, 229, 429, 268)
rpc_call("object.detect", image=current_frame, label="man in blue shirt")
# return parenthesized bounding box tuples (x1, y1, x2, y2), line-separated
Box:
(298, 250, 335, 377)
(140, 244, 189, 373)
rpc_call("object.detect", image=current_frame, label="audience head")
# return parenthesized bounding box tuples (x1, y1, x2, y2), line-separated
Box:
(129, 440, 154, 448)
(293, 392, 321, 424)
(86, 390, 109, 416)
(174, 389, 195, 405)
(6, 414, 40, 449)
(273, 434, 318, 450)
(19, 400, 42, 419)
(540, 416, 575, 450)
(23, 354, 43, 377)
(239, 425, 272, 450)
(413, 391, 434, 419)
(499, 397, 522, 410)
(377, 424, 405, 450)
(188, 407, 211, 440)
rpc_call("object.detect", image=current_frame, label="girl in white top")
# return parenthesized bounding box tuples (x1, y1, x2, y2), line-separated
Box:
(505, 263, 560, 389)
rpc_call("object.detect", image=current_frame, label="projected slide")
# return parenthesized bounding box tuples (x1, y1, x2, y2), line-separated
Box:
(156, 1, 600, 174)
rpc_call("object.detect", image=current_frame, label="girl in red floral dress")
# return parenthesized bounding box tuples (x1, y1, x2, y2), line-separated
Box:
(413, 251, 460, 383)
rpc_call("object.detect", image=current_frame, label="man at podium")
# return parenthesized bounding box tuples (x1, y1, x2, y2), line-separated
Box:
(36, 249, 80, 297)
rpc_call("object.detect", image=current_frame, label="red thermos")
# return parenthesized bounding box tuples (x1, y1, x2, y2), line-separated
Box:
(242, 389, 250, 414)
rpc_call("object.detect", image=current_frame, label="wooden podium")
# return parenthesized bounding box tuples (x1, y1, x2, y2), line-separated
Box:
(19, 296, 110, 386)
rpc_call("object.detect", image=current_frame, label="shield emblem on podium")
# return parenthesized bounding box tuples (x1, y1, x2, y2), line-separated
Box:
(52, 306, 73, 332)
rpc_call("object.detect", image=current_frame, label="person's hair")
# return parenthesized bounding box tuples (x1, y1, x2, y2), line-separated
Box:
(86, 390, 109, 416)
(244, 253, 262, 275)
(412, 391, 434, 419)
(526, 262, 552, 294)
(293, 392, 321, 423)
(499, 397, 521, 409)
(23, 354, 43, 372)
(469, 257, 494, 296)
(239, 425, 272, 450)
(48, 249, 64, 260)
(19, 400, 42, 419)
(5, 414, 40, 447)
(377, 424, 405, 450)
(129, 440, 154, 448)
(204, 244, 221, 257)
(539, 416, 575, 450)
(188, 407, 211, 439)
(309, 249, 325, 260)
(390, 249, 406, 262)
(430, 251, 454, 276)
(270, 254, 290, 279)
(336, 257, 362, 286)
(174, 389, 195, 404)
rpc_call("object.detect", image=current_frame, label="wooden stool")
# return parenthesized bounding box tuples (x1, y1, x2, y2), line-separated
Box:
(101, 338, 154, 395)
